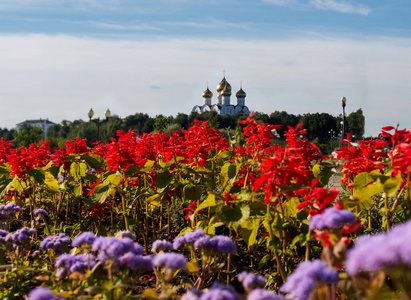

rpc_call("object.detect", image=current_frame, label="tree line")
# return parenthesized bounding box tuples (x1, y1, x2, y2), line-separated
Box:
(0, 109, 365, 151)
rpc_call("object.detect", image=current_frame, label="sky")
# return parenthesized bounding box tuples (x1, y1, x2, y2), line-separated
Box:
(1, 0, 411, 137)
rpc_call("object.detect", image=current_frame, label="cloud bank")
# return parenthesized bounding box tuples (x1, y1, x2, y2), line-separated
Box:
(0, 34, 409, 136)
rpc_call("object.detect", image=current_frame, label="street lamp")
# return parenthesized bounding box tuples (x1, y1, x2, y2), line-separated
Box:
(329, 129, 335, 154)
(88, 108, 111, 141)
(341, 97, 346, 142)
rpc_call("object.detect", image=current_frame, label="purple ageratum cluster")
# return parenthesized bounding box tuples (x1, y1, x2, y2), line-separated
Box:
(152, 239, 173, 253)
(309, 207, 357, 230)
(174, 229, 237, 255)
(72, 231, 97, 247)
(55, 253, 97, 277)
(199, 281, 241, 300)
(346, 219, 411, 275)
(0, 202, 22, 220)
(152, 252, 187, 271)
(92, 236, 144, 268)
(193, 235, 237, 255)
(117, 252, 153, 271)
(247, 289, 285, 300)
(40, 233, 70, 255)
(0, 229, 8, 243)
(280, 260, 339, 300)
(181, 288, 202, 300)
(27, 287, 63, 300)
(33, 208, 49, 217)
(173, 228, 208, 250)
(3, 227, 35, 248)
(238, 271, 266, 291)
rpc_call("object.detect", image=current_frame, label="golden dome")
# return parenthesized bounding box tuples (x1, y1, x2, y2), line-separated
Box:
(221, 86, 232, 96)
(202, 87, 213, 98)
(236, 87, 246, 98)
(216, 77, 231, 94)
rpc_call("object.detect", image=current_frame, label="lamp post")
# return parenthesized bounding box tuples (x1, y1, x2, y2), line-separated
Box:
(329, 129, 335, 154)
(341, 97, 346, 142)
(88, 108, 111, 141)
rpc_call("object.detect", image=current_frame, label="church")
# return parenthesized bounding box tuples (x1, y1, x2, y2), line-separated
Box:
(191, 75, 250, 116)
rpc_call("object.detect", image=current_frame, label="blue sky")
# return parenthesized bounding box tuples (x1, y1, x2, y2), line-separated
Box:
(1, 0, 411, 136)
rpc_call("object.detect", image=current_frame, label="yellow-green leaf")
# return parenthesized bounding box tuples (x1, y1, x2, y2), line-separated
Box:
(186, 262, 201, 273)
(44, 172, 60, 193)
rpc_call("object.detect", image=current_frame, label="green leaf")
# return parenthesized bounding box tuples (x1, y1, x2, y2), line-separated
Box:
(93, 183, 110, 203)
(0, 163, 12, 175)
(27, 167, 46, 184)
(354, 172, 374, 190)
(12, 178, 27, 195)
(217, 203, 250, 230)
(183, 185, 203, 202)
(106, 173, 123, 187)
(74, 184, 83, 197)
(216, 150, 233, 160)
(44, 172, 60, 193)
(312, 162, 334, 186)
(381, 173, 402, 197)
(351, 181, 382, 207)
(155, 172, 174, 189)
(147, 194, 163, 210)
(241, 219, 260, 248)
(186, 262, 201, 273)
(196, 193, 218, 213)
(220, 163, 239, 186)
(282, 197, 299, 218)
(82, 153, 105, 171)
(0, 174, 13, 196)
(70, 162, 87, 181)
(125, 165, 139, 176)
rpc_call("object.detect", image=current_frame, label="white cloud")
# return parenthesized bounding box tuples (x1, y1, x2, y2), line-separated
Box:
(309, 0, 371, 15)
(0, 34, 409, 137)
(90, 22, 162, 32)
(264, 0, 371, 15)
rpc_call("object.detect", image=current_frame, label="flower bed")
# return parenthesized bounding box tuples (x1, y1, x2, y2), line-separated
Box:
(0, 117, 410, 299)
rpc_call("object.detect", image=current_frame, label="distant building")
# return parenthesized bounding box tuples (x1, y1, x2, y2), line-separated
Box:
(16, 119, 55, 139)
(192, 75, 250, 116)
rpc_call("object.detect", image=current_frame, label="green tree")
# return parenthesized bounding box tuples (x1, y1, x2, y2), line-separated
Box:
(346, 108, 365, 139)
(14, 124, 43, 147)
(154, 115, 173, 132)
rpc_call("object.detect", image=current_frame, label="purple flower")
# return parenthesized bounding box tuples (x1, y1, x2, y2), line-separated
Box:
(346, 220, 411, 275)
(152, 252, 187, 271)
(310, 207, 357, 230)
(247, 289, 284, 300)
(173, 229, 208, 250)
(32, 250, 41, 257)
(238, 271, 266, 290)
(199, 282, 241, 300)
(72, 232, 96, 247)
(0, 229, 9, 237)
(0, 202, 22, 220)
(117, 253, 153, 270)
(4, 227, 35, 248)
(40, 233, 70, 254)
(280, 260, 339, 300)
(92, 236, 144, 267)
(211, 235, 237, 254)
(55, 253, 97, 277)
(27, 287, 62, 300)
(152, 239, 173, 253)
(193, 236, 216, 250)
(33, 208, 49, 217)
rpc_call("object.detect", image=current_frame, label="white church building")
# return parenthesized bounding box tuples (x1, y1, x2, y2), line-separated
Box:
(192, 75, 250, 116)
